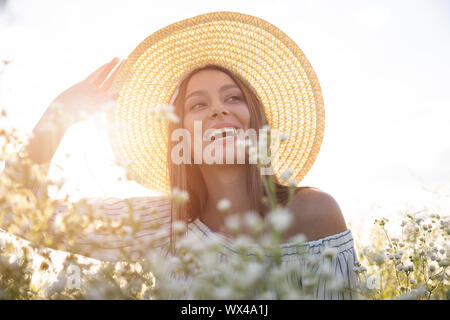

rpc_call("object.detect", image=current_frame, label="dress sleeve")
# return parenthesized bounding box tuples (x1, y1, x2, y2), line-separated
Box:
(49, 196, 172, 261)
(281, 229, 360, 300)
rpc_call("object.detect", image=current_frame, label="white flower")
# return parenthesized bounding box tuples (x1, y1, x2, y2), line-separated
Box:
(438, 259, 449, 267)
(198, 250, 218, 267)
(283, 288, 303, 300)
(176, 233, 201, 251)
(325, 277, 345, 294)
(172, 220, 186, 234)
(257, 149, 271, 165)
(240, 262, 265, 286)
(279, 132, 290, 142)
(405, 264, 414, 272)
(153, 228, 170, 240)
(266, 208, 293, 232)
(322, 247, 338, 259)
(217, 198, 231, 212)
(225, 214, 241, 232)
(288, 179, 298, 187)
(317, 260, 334, 279)
(122, 225, 133, 235)
(166, 112, 180, 123)
(170, 187, 189, 204)
(257, 290, 276, 300)
(372, 252, 386, 265)
(288, 234, 307, 245)
(244, 211, 263, 233)
(45, 274, 67, 298)
(259, 233, 274, 248)
(411, 286, 428, 298)
(213, 286, 233, 299)
(85, 286, 105, 300)
(147, 104, 179, 123)
(201, 236, 222, 252)
(232, 235, 254, 252)
(280, 168, 293, 182)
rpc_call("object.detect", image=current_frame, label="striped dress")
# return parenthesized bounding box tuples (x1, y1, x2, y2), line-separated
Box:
(51, 195, 360, 300)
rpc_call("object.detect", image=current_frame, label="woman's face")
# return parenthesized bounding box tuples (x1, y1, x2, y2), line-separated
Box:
(182, 70, 250, 164)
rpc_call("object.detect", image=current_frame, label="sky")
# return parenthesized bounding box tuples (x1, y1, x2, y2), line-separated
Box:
(1, 0, 449, 240)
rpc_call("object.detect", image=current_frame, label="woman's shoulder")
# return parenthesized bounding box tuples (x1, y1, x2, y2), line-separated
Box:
(285, 187, 348, 242)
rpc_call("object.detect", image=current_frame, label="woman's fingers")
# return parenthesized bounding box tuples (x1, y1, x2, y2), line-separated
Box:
(90, 57, 121, 87)
(84, 59, 113, 83)
(100, 59, 124, 93)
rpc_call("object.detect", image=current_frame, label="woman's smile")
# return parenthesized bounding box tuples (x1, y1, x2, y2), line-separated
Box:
(208, 133, 237, 146)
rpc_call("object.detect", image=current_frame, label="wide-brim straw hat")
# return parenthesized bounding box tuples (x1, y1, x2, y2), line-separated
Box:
(107, 11, 324, 196)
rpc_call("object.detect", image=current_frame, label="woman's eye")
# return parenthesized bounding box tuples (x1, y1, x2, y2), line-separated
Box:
(227, 96, 241, 102)
(190, 103, 204, 110)
(189, 96, 241, 110)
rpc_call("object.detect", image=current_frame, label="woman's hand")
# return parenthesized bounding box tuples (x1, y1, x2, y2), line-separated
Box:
(50, 57, 123, 126)
(21, 58, 123, 165)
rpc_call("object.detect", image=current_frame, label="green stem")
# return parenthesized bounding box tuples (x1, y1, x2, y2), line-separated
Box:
(261, 174, 276, 210)
(381, 226, 401, 289)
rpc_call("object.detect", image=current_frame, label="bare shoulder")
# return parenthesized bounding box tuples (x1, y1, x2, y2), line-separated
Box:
(284, 187, 348, 242)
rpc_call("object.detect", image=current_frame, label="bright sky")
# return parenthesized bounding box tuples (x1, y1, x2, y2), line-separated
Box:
(1, 0, 449, 238)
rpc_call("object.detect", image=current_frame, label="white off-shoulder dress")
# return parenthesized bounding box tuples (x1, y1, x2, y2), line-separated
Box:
(50, 195, 360, 300)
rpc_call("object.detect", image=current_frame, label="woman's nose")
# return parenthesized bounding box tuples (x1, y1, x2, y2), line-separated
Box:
(209, 104, 229, 119)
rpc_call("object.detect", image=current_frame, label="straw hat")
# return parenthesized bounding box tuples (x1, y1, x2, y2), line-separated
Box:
(107, 11, 324, 195)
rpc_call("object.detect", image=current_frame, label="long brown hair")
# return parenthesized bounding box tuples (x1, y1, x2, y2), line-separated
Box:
(167, 64, 304, 230)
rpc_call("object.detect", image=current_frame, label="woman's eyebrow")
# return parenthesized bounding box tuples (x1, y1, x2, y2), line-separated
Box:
(185, 84, 239, 101)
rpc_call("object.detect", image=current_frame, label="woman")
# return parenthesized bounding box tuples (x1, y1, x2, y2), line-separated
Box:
(11, 12, 359, 299)
(167, 64, 348, 243)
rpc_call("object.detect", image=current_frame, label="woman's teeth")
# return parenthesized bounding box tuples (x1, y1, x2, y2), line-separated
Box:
(205, 127, 238, 141)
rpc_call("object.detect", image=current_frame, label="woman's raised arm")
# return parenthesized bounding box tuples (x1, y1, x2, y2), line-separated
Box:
(25, 57, 123, 166)
(1, 58, 128, 257)
(3, 57, 123, 200)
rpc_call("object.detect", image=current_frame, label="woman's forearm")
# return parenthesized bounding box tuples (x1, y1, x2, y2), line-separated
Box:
(25, 102, 71, 166)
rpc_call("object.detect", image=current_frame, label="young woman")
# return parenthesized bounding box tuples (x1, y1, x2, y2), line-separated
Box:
(167, 64, 348, 243)
(11, 12, 359, 299)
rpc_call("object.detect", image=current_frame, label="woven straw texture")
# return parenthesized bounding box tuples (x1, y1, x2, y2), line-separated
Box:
(107, 11, 325, 195)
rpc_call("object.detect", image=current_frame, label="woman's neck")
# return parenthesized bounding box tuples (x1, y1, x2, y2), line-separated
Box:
(198, 164, 252, 233)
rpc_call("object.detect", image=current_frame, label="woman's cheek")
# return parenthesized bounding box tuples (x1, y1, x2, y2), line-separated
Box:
(239, 105, 251, 129)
